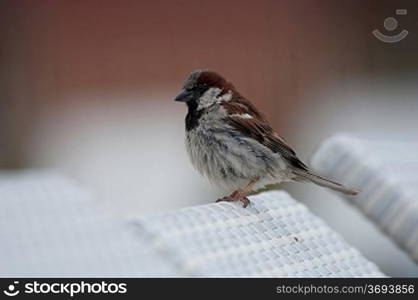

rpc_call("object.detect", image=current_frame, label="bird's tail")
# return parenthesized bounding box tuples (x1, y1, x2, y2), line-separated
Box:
(292, 169, 359, 195)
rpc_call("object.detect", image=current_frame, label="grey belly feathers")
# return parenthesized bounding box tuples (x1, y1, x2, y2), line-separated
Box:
(185, 105, 292, 192)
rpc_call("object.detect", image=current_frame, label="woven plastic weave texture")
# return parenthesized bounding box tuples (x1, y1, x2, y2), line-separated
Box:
(312, 134, 418, 263)
(133, 191, 383, 277)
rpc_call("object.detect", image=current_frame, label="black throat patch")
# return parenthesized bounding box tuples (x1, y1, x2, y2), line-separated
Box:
(185, 100, 204, 131)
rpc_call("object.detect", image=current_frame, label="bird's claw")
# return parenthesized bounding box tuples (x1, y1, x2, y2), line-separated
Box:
(216, 196, 250, 208)
(240, 197, 250, 208)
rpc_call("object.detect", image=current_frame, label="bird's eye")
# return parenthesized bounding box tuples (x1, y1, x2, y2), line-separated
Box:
(197, 83, 208, 91)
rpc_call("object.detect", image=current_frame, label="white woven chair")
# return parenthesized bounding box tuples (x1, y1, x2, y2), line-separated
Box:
(312, 134, 418, 263)
(0, 171, 383, 277)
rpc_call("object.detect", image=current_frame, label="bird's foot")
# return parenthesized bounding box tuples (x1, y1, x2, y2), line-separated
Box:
(216, 191, 250, 208)
(239, 197, 250, 208)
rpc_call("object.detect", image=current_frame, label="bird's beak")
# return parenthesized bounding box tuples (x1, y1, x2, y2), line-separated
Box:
(174, 89, 193, 102)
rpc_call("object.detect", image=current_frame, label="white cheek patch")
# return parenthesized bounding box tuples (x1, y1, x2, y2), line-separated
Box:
(219, 91, 233, 102)
(198, 88, 221, 110)
(198, 89, 233, 110)
(230, 113, 253, 119)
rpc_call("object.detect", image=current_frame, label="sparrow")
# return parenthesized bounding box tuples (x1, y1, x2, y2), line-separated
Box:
(175, 70, 358, 207)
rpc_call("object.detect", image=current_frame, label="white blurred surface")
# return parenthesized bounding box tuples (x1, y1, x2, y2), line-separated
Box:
(0, 171, 178, 276)
(309, 135, 418, 273)
(133, 190, 383, 277)
(28, 95, 219, 216)
(0, 172, 384, 277)
(290, 78, 418, 277)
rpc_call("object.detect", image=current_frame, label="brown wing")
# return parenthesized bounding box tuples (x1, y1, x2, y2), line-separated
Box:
(222, 99, 308, 171)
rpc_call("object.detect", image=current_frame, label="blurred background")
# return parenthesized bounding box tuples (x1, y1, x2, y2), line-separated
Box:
(1, 0, 418, 276)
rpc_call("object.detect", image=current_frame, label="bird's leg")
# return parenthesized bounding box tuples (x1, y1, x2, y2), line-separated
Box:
(216, 190, 249, 207)
(216, 178, 259, 208)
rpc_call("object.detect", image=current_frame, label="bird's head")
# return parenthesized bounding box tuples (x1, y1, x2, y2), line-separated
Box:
(174, 70, 238, 109)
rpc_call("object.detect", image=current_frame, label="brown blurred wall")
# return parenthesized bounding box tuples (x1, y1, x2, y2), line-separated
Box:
(1, 0, 417, 168)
